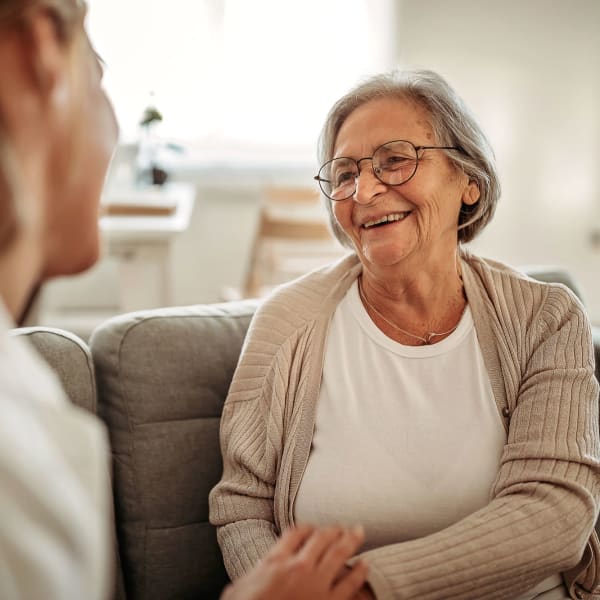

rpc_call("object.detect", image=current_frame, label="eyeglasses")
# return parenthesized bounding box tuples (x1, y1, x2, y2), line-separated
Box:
(314, 139, 460, 201)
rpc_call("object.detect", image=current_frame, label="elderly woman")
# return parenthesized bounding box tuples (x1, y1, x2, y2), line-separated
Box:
(210, 69, 600, 600)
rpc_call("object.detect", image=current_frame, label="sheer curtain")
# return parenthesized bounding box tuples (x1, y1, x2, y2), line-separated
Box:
(86, 0, 398, 162)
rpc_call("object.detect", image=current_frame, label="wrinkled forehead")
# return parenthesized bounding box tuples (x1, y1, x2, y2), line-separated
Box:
(333, 96, 436, 159)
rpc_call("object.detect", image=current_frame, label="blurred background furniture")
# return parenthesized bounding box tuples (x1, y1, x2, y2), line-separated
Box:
(238, 185, 346, 298)
(101, 182, 196, 312)
(37, 182, 196, 340)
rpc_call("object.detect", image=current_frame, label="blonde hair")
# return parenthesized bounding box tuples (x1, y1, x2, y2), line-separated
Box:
(0, 0, 84, 36)
(0, 0, 85, 250)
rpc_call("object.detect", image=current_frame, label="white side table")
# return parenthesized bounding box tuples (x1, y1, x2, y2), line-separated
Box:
(101, 182, 195, 312)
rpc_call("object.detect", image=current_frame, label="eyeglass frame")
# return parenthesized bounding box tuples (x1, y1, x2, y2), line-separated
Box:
(313, 139, 462, 201)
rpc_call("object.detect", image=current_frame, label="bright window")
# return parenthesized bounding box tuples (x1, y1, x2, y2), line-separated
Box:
(86, 0, 398, 162)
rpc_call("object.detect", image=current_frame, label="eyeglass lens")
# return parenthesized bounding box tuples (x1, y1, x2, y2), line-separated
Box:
(318, 140, 419, 201)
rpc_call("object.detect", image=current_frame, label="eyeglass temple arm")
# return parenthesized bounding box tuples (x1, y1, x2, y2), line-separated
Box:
(415, 145, 461, 151)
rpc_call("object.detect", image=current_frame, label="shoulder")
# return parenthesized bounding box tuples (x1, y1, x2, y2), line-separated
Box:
(250, 253, 360, 337)
(0, 332, 108, 474)
(462, 251, 590, 352)
(225, 254, 360, 405)
(462, 251, 584, 319)
(0, 329, 66, 409)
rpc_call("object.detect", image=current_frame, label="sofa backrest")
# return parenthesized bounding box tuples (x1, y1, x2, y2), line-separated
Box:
(89, 301, 257, 600)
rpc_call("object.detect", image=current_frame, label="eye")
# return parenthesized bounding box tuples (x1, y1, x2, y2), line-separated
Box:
(335, 170, 357, 185)
(329, 159, 358, 187)
(380, 153, 415, 171)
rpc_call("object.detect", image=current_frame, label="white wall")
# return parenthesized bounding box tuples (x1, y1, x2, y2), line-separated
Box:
(393, 0, 600, 320)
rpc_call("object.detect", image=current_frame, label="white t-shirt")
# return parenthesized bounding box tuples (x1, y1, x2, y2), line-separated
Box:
(294, 281, 567, 599)
(0, 301, 111, 600)
(294, 280, 505, 546)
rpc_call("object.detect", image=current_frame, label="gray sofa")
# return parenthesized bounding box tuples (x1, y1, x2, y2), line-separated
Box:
(13, 270, 600, 600)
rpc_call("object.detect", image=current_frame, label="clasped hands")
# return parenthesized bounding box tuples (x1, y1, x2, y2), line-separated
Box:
(222, 524, 376, 600)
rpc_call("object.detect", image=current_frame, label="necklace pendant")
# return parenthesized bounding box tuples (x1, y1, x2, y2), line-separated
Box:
(424, 333, 435, 344)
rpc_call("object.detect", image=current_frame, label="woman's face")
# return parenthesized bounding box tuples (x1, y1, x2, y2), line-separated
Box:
(331, 96, 479, 271)
(42, 30, 118, 278)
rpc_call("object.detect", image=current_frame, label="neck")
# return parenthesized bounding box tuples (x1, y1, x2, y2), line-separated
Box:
(363, 248, 463, 309)
(359, 249, 466, 345)
(0, 233, 43, 324)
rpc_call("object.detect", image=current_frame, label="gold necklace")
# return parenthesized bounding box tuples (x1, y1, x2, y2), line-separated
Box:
(357, 276, 462, 345)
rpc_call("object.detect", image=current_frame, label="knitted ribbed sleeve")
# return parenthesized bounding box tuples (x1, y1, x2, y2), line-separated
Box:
(209, 253, 600, 599)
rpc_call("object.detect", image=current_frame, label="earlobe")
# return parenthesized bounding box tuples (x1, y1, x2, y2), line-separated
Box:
(462, 180, 481, 206)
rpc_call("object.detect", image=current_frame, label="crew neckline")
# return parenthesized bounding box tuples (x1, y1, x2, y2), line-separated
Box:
(346, 279, 474, 358)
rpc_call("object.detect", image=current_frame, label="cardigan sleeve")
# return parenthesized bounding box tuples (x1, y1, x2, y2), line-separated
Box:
(356, 286, 600, 600)
(209, 399, 280, 579)
(208, 315, 295, 579)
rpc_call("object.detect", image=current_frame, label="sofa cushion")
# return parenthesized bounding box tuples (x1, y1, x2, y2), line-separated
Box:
(90, 301, 257, 600)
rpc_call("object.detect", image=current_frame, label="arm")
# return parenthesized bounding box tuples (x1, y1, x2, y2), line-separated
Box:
(210, 397, 281, 578)
(356, 287, 600, 599)
(0, 398, 112, 600)
(209, 311, 296, 579)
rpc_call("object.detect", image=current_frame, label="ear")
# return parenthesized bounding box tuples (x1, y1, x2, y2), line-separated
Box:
(26, 9, 71, 96)
(16, 8, 70, 96)
(462, 179, 480, 206)
(0, 8, 69, 129)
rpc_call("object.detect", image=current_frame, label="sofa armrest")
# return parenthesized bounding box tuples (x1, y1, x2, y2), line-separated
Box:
(12, 326, 97, 413)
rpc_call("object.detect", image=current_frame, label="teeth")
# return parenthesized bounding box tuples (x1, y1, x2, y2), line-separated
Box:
(363, 212, 411, 229)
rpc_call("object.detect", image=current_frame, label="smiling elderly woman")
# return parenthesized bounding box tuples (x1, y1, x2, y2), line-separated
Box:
(209, 70, 600, 600)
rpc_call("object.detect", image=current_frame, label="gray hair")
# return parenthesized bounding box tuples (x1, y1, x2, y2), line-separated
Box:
(317, 69, 500, 247)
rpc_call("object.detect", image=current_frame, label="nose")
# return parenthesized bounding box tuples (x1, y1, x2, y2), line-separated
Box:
(353, 159, 386, 204)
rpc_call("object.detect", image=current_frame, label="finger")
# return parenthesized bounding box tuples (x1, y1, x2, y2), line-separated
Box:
(265, 524, 315, 561)
(219, 583, 234, 600)
(318, 526, 365, 579)
(295, 526, 344, 568)
(332, 560, 369, 600)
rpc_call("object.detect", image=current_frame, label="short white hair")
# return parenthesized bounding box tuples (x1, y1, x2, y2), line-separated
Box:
(317, 69, 501, 246)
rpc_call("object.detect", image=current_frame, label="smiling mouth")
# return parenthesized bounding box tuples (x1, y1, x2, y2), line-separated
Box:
(362, 211, 412, 229)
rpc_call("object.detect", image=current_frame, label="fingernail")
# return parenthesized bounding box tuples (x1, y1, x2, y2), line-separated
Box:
(352, 524, 365, 537)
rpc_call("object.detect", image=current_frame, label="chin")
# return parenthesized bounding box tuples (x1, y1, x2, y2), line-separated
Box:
(361, 244, 413, 268)
(43, 243, 100, 279)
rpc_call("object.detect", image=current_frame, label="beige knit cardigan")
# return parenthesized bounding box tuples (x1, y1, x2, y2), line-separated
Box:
(209, 251, 600, 600)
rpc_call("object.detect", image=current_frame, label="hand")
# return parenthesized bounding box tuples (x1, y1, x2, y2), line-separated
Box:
(352, 585, 376, 600)
(221, 524, 369, 600)
(336, 566, 377, 600)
